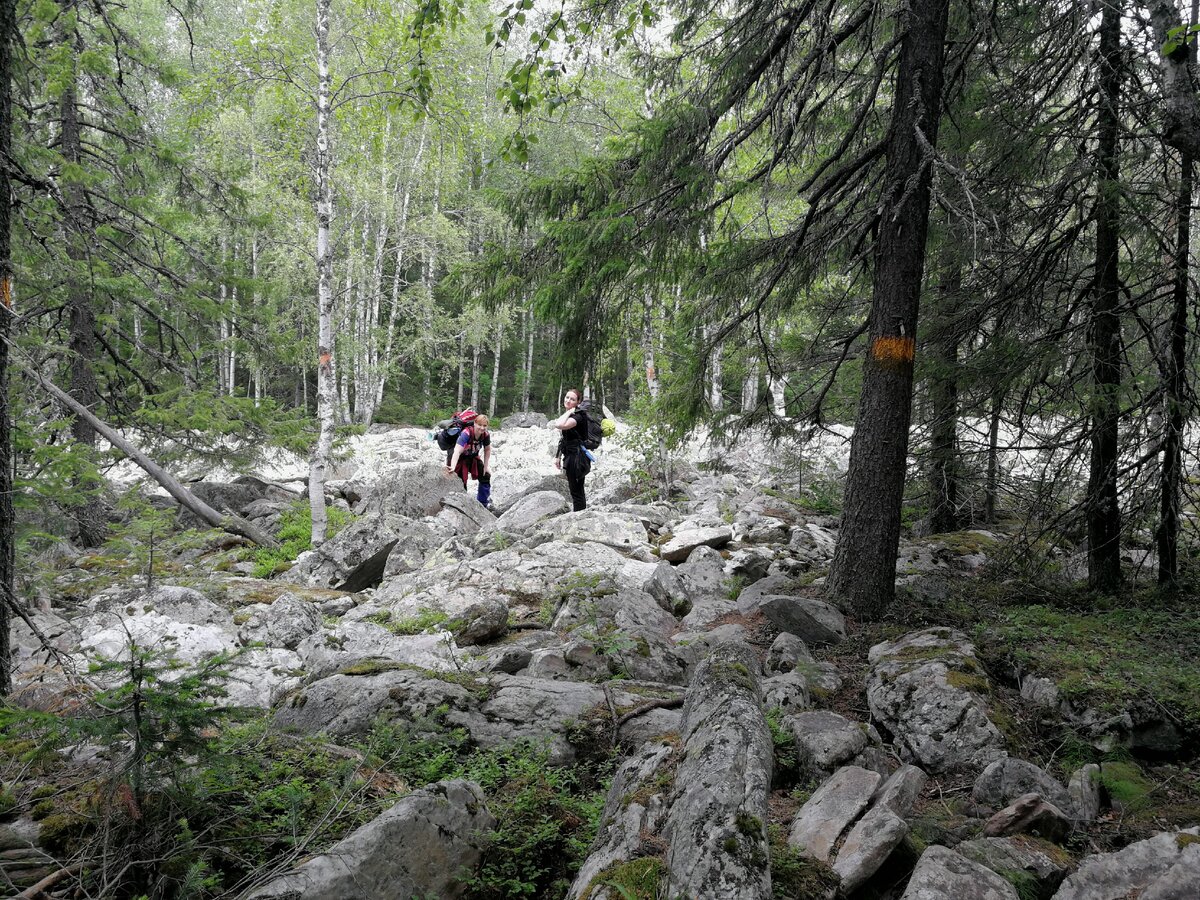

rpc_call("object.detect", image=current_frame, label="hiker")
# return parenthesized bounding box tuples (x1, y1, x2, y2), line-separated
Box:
(553, 388, 590, 511)
(445, 412, 493, 508)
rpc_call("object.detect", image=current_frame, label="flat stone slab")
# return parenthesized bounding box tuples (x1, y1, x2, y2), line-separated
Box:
(788, 765, 881, 862)
(833, 806, 909, 895)
(901, 845, 1020, 899)
(659, 525, 733, 562)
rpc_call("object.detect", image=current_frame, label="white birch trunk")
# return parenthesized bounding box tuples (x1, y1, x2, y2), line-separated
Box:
(309, 0, 336, 546)
(742, 355, 759, 413)
(642, 293, 659, 402)
(470, 339, 480, 410)
(522, 304, 534, 411)
(489, 317, 502, 417)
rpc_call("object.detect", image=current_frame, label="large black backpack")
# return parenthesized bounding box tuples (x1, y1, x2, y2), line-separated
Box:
(576, 400, 605, 450)
(435, 408, 478, 452)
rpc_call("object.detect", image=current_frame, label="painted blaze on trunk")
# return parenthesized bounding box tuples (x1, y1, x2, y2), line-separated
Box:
(828, 0, 951, 619)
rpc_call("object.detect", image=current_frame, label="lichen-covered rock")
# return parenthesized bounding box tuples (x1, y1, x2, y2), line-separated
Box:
(833, 805, 909, 894)
(786, 710, 874, 772)
(866, 628, 1005, 774)
(495, 490, 568, 532)
(678, 546, 736, 629)
(663, 642, 773, 899)
(957, 836, 1071, 899)
(294, 622, 455, 679)
(530, 508, 651, 555)
(875, 764, 928, 816)
(901, 845, 1020, 899)
(247, 780, 493, 900)
(1052, 827, 1200, 899)
(766, 633, 814, 674)
(761, 672, 811, 714)
(973, 758, 1073, 816)
(567, 741, 676, 900)
(450, 599, 509, 646)
(237, 592, 323, 650)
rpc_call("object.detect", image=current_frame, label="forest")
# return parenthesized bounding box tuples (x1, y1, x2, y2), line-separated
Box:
(2, 0, 1200, 897)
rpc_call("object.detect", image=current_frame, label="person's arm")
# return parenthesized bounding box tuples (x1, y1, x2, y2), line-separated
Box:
(446, 443, 463, 474)
(483, 444, 492, 474)
(558, 412, 578, 431)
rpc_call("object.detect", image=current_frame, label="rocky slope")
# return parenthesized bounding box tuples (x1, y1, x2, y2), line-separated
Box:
(4, 420, 1198, 898)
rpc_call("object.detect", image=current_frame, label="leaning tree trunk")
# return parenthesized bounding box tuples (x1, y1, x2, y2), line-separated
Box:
(1159, 0, 1197, 587)
(828, 0, 950, 619)
(61, 76, 106, 546)
(0, 0, 16, 695)
(1087, 1, 1123, 592)
(308, 0, 336, 547)
(926, 241, 961, 534)
(28, 371, 277, 548)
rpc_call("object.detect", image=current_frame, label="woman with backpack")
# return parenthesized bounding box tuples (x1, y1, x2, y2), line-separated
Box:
(553, 388, 590, 511)
(445, 413, 493, 508)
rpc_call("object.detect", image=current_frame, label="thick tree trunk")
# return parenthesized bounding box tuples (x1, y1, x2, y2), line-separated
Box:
(0, 0, 16, 695)
(926, 243, 961, 534)
(708, 329, 723, 412)
(984, 385, 1003, 523)
(62, 77, 106, 546)
(767, 331, 788, 418)
(309, 0, 336, 546)
(1087, 2, 1123, 592)
(1159, 1, 1197, 586)
(1148, 0, 1200, 158)
(828, 0, 950, 618)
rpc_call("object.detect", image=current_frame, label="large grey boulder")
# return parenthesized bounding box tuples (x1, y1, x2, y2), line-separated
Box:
(450, 599, 509, 646)
(247, 780, 493, 900)
(973, 758, 1073, 815)
(294, 622, 455, 679)
(142, 585, 230, 627)
(178, 478, 292, 527)
(787, 710, 875, 772)
(505, 411, 549, 428)
(678, 546, 737, 628)
(761, 672, 810, 714)
(1052, 827, 1200, 899)
(284, 513, 409, 588)
(1068, 764, 1101, 822)
(530, 508, 651, 555)
(567, 741, 676, 900)
(756, 595, 846, 645)
(867, 628, 1006, 774)
(237, 592, 323, 650)
(659, 523, 733, 562)
(496, 490, 568, 532)
(663, 642, 773, 900)
(789, 766, 881, 862)
(833, 806, 909, 895)
(901, 845, 1020, 899)
(437, 491, 496, 535)
(350, 462, 460, 518)
(957, 837, 1070, 899)
(765, 633, 815, 674)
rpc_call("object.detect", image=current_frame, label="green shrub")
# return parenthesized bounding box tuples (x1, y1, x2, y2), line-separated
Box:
(252, 501, 353, 577)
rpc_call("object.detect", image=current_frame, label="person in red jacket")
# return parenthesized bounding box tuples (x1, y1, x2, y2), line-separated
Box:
(446, 413, 493, 508)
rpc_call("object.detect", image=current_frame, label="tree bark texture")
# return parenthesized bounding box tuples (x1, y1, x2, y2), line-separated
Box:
(1087, 2, 1123, 592)
(828, 0, 950, 618)
(309, 0, 336, 547)
(1159, 0, 1197, 587)
(0, 0, 16, 694)
(61, 72, 106, 547)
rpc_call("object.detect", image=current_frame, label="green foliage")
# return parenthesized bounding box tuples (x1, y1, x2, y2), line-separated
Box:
(367, 607, 450, 635)
(977, 599, 1200, 731)
(252, 501, 353, 577)
(768, 823, 839, 899)
(766, 707, 803, 789)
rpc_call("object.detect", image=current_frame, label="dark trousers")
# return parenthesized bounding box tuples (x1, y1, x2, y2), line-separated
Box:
(563, 448, 588, 511)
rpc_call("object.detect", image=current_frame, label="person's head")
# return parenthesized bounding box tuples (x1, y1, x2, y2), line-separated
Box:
(563, 388, 580, 409)
(474, 414, 490, 433)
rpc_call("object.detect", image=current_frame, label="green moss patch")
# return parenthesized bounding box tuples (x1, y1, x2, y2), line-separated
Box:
(977, 603, 1200, 732)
